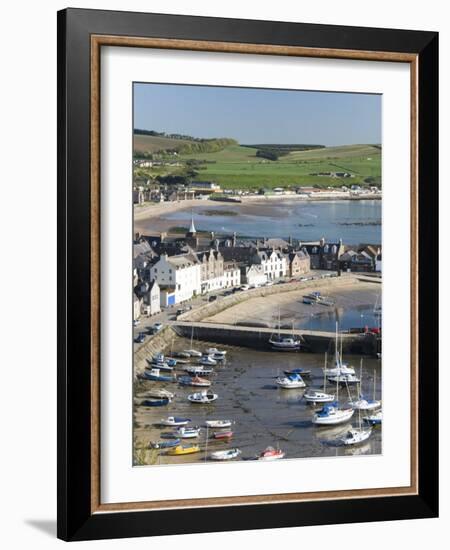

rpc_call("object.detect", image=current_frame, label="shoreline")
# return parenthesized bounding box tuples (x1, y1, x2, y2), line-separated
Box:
(134, 194, 381, 222)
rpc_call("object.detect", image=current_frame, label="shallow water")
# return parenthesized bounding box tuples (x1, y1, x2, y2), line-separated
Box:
(134, 344, 382, 467)
(147, 199, 381, 245)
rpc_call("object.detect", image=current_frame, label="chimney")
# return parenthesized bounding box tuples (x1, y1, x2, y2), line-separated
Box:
(232, 231, 237, 247)
(288, 235, 293, 246)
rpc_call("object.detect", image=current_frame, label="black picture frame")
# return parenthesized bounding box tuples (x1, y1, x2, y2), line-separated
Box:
(57, 7, 438, 541)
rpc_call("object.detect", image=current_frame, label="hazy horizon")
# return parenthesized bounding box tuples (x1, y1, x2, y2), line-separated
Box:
(134, 83, 381, 147)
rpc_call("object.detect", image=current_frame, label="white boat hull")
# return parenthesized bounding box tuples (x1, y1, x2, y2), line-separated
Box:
(313, 408, 354, 425)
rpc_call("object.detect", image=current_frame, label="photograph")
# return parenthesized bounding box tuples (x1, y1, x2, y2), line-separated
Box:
(132, 83, 383, 466)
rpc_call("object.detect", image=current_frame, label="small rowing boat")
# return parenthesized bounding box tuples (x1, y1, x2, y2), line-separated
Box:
(178, 376, 211, 387)
(159, 416, 191, 427)
(142, 368, 175, 382)
(167, 445, 200, 456)
(183, 366, 214, 376)
(258, 446, 285, 460)
(175, 426, 201, 439)
(183, 349, 202, 357)
(188, 391, 218, 404)
(205, 419, 233, 429)
(213, 430, 233, 440)
(141, 398, 170, 407)
(210, 448, 241, 461)
(149, 438, 181, 449)
(145, 389, 174, 399)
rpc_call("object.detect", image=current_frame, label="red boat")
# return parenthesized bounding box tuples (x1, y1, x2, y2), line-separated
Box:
(258, 446, 285, 460)
(213, 430, 233, 440)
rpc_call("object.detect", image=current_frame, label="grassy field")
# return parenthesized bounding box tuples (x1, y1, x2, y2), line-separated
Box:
(133, 135, 381, 190)
(134, 134, 194, 153)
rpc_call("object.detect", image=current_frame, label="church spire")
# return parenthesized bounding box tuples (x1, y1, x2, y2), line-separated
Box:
(189, 211, 196, 234)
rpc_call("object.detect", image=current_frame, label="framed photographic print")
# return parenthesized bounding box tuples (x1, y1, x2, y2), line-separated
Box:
(57, 8, 439, 541)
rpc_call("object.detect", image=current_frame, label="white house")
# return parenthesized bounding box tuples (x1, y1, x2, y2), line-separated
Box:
(141, 280, 161, 316)
(375, 252, 382, 272)
(133, 293, 142, 321)
(251, 249, 288, 280)
(150, 253, 201, 304)
(224, 264, 241, 288)
(241, 264, 267, 287)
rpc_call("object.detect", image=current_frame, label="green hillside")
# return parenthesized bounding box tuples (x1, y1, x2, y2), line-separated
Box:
(133, 131, 381, 190)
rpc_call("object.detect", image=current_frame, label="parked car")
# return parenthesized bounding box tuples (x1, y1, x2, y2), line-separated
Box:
(133, 319, 140, 327)
(240, 284, 250, 291)
(152, 322, 163, 332)
(208, 295, 217, 302)
(134, 332, 146, 344)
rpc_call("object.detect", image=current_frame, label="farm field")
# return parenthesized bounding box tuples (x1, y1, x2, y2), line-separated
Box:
(134, 134, 381, 190)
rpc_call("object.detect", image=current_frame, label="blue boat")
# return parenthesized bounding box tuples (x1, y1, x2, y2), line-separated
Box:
(283, 368, 311, 377)
(146, 358, 173, 372)
(150, 438, 181, 449)
(141, 398, 170, 407)
(143, 368, 175, 382)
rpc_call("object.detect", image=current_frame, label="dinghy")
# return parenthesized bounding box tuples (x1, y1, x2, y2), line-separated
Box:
(141, 397, 170, 407)
(142, 368, 175, 382)
(276, 373, 306, 389)
(205, 348, 227, 360)
(167, 445, 200, 456)
(149, 438, 181, 449)
(183, 349, 202, 357)
(188, 391, 218, 404)
(338, 426, 372, 446)
(213, 430, 233, 440)
(145, 389, 174, 399)
(210, 448, 241, 461)
(363, 410, 382, 426)
(258, 446, 285, 460)
(205, 419, 233, 429)
(200, 355, 217, 366)
(159, 416, 191, 427)
(175, 426, 201, 439)
(178, 376, 211, 387)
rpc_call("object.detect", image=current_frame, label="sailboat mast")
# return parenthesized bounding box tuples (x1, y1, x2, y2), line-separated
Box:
(373, 368, 376, 401)
(360, 358, 363, 398)
(323, 352, 327, 391)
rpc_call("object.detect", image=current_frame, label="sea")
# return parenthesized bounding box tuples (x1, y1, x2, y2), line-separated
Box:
(158, 199, 381, 245)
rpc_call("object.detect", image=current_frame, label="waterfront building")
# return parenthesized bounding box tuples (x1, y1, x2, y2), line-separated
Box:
(338, 249, 374, 272)
(241, 264, 267, 287)
(288, 250, 310, 277)
(150, 253, 201, 304)
(224, 262, 241, 288)
(250, 249, 288, 280)
(135, 280, 161, 316)
(133, 293, 142, 321)
(301, 238, 344, 270)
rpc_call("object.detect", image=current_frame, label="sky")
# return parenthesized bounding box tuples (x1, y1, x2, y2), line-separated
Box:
(133, 83, 381, 146)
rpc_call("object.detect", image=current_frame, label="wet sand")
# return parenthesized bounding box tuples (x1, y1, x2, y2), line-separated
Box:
(204, 278, 380, 331)
(134, 339, 382, 467)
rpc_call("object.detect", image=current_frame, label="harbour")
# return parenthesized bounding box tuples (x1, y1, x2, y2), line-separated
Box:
(134, 343, 382, 466)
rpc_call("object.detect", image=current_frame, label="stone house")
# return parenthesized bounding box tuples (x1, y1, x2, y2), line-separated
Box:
(288, 250, 310, 277)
